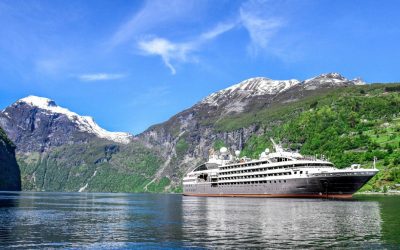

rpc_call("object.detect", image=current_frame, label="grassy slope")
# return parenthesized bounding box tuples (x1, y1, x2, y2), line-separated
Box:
(217, 84, 400, 192)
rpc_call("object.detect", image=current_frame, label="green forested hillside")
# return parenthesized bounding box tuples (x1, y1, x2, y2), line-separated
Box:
(18, 139, 169, 192)
(233, 84, 400, 192)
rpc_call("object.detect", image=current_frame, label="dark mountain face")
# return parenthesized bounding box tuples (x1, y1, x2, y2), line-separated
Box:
(0, 96, 132, 153)
(0, 101, 96, 152)
(0, 127, 21, 191)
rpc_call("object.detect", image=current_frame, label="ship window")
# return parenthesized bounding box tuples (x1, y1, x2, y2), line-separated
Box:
(300, 171, 303, 174)
(284, 180, 286, 183)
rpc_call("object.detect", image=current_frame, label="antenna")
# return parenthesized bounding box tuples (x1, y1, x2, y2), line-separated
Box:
(373, 156, 377, 169)
(270, 138, 282, 152)
(270, 138, 278, 148)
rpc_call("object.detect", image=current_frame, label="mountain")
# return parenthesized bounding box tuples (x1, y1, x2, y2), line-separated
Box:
(141, 73, 364, 153)
(0, 96, 132, 152)
(1, 72, 398, 193)
(0, 126, 21, 191)
(0, 97, 161, 193)
(198, 72, 364, 115)
(139, 73, 368, 187)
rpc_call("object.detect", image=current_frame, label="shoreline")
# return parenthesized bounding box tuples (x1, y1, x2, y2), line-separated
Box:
(356, 191, 400, 195)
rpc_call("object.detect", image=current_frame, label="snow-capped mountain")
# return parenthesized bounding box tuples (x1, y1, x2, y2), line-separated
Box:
(18, 96, 132, 143)
(0, 95, 132, 152)
(197, 73, 364, 113)
(302, 73, 365, 90)
(201, 77, 301, 106)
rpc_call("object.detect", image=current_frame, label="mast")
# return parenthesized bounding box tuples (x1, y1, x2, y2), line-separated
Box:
(270, 138, 283, 153)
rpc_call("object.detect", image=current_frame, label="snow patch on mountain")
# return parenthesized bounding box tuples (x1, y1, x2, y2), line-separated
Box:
(201, 77, 300, 106)
(198, 73, 365, 109)
(17, 96, 132, 144)
(352, 77, 366, 86)
(303, 73, 365, 90)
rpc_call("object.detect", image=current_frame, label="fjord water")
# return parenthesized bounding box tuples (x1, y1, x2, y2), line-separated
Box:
(0, 192, 399, 249)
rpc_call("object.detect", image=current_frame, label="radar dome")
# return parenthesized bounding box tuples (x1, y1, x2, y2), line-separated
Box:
(220, 147, 228, 154)
(235, 150, 240, 157)
(265, 148, 270, 153)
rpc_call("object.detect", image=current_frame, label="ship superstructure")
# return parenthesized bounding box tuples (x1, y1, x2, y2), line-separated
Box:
(183, 139, 378, 198)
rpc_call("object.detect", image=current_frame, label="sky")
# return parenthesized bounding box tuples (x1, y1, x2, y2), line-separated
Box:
(0, 0, 399, 135)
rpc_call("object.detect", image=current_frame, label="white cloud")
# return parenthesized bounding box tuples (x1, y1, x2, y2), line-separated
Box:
(138, 38, 192, 75)
(137, 21, 236, 74)
(114, 0, 287, 74)
(200, 22, 238, 40)
(110, 0, 201, 47)
(78, 73, 126, 81)
(239, 0, 285, 56)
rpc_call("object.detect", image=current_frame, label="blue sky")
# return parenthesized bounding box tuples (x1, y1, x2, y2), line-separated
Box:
(0, 0, 399, 134)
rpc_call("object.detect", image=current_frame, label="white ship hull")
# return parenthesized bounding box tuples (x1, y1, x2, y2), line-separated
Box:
(183, 174, 376, 198)
(183, 139, 378, 198)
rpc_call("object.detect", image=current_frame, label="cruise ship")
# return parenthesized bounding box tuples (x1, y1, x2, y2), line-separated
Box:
(183, 139, 378, 198)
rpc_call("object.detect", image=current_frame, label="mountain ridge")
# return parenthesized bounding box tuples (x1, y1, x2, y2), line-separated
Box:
(0, 95, 133, 152)
(1, 72, 397, 194)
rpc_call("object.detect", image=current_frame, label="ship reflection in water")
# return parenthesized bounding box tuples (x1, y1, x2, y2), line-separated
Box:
(0, 192, 399, 249)
(181, 196, 384, 248)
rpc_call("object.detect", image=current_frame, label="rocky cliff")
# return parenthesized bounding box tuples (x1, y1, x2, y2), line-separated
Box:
(0, 126, 21, 191)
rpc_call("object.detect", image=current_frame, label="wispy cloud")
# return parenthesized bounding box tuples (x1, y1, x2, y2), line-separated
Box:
(78, 73, 126, 81)
(112, 0, 287, 74)
(110, 0, 201, 47)
(200, 22, 238, 40)
(138, 38, 191, 75)
(240, 0, 285, 56)
(137, 21, 237, 74)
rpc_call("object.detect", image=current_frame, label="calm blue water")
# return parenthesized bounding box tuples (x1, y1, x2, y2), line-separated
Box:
(0, 192, 399, 249)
